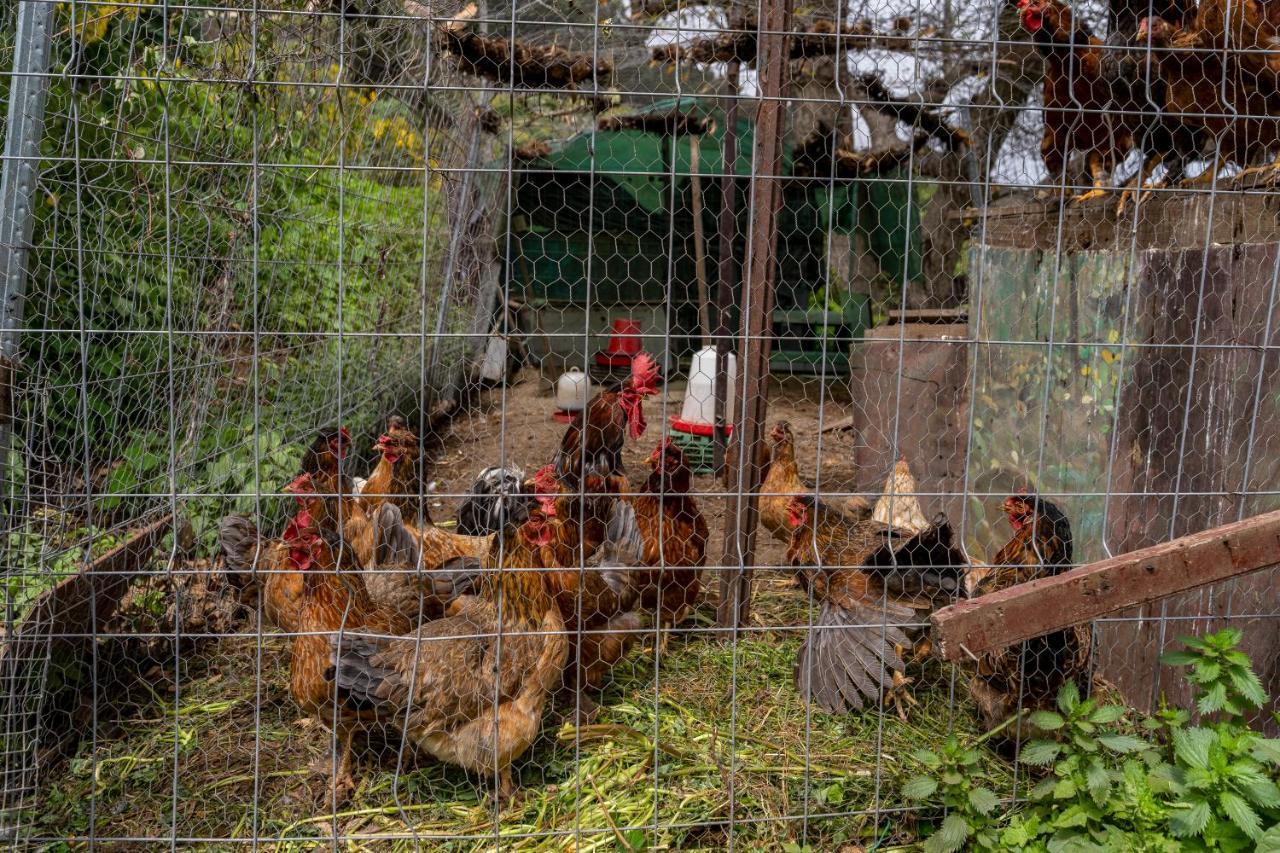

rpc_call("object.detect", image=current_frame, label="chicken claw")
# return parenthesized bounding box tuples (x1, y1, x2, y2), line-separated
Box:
(1071, 187, 1108, 204)
(883, 670, 919, 722)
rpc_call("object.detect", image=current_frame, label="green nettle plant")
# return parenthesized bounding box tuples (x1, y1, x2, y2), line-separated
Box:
(903, 628, 1280, 852)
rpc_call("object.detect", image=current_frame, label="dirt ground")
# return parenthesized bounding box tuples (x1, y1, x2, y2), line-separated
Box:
(432, 368, 867, 577)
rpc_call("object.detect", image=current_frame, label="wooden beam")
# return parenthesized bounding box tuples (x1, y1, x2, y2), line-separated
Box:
(3, 512, 174, 660)
(931, 509, 1280, 662)
(717, 0, 791, 629)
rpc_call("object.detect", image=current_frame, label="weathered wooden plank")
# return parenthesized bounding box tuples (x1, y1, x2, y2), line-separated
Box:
(931, 509, 1280, 662)
(3, 512, 174, 661)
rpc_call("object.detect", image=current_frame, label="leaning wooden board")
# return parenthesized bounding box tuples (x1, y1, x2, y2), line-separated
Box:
(931, 508, 1280, 662)
(2, 513, 173, 663)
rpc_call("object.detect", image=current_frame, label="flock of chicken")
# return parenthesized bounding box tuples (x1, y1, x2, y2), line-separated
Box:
(1023, 0, 1280, 208)
(217, 352, 1089, 803)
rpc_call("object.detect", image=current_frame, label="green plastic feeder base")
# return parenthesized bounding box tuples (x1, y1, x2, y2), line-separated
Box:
(669, 431, 717, 475)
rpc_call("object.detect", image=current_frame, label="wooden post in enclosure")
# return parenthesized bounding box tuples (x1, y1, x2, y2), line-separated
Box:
(717, 7, 792, 630)
(713, 62, 741, 475)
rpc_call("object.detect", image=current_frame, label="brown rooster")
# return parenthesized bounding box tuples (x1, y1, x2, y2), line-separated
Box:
(1136, 13, 1280, 183)
(629, 439, 708, 629)
(553, 351, 659, 490)
(360, 415, 427, 520)
(1020, 0, 1133, 202)
(968, 494, 1091, 746)
(326, 483, 568, 802)
(786, 484, 966, 719)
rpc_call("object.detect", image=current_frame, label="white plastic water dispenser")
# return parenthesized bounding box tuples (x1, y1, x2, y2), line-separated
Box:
(680, 346, 735, 425)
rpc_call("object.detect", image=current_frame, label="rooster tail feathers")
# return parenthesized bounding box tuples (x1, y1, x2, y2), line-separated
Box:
(591, 499, 644, 600)
(456, 466, 532, 535)
(432, 555, 484, 600)
(374, 502, 421, 568)
(601, 500, 644, 567)
(628, 352, 659, 396)
(327, 633, 397, 713)
(795, 599, 911, 714)
(218, 514, 262, 575)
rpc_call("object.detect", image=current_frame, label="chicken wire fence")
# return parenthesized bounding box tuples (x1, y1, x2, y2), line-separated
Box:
(1, 0, 1279, 846)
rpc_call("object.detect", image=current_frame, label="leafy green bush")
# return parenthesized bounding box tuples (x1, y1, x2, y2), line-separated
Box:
(904, 628, 1280, 852)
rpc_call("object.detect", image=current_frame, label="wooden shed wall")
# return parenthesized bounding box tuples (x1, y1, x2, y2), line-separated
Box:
(849, 192, 1280, 712)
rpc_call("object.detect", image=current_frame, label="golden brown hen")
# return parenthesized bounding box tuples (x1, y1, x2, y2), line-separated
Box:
(968, 494, 1091, 745)
(326, 483, 568, 802)
(759, 421, 870, 544)
(301, 426, 491, 624)
(223, 473, 412, 805)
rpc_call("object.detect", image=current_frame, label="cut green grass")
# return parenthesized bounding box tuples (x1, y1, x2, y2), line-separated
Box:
(29, 577, 1011, 851)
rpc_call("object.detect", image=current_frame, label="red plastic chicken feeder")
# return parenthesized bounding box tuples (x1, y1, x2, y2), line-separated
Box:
(594, 318, 643, 369)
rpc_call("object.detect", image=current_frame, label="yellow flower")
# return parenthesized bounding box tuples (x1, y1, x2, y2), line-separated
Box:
(1100, 349, 1117, 364)
(1080, 365, 1092, 377)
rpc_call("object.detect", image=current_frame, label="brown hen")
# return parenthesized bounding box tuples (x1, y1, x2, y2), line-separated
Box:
(326, 484, 567, 801)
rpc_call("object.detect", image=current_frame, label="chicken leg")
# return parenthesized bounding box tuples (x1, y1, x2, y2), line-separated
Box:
(1235, 152, 1280, 185)
(1072, 151, 1109, 204)
(1179, 155, 1228, 189)
(311, 726, 357, 808)
(1115, 152, 1162, 216)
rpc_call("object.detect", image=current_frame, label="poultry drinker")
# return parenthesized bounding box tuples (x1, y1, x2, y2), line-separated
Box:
(669, 346, 735, 474)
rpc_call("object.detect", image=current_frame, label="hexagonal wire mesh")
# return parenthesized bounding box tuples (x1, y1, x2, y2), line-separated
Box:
(2, 0, 1279, 846)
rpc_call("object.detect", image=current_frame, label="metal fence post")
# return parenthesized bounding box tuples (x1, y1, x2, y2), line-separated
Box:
(0, 0, 55, 519)
(0, 3, 55, 837)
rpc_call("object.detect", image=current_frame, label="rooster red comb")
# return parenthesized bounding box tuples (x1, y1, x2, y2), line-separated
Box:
(532, 464, 558, 492)
(628, 352, 659, 396)
(285, 472, 314, 494)
(787, 495, 812, 527)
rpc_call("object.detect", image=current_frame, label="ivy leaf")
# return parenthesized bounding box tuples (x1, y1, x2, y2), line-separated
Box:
(1019, 741, 1063, 766)
(1220, 792, 1262, 839)
(1097, 734, 1149, 754)
(1171, 728, 1215, 770)
(924, 814, 971, 853)
(902, 775, 938, 800)
(1169, 800, 1211, 838)
(967, 786, 1000, 816)
(1052, 804, 1092, 829)
(1030, 710, 1065, 731)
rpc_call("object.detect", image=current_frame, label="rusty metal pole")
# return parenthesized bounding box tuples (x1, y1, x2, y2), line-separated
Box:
(712, 61, 740, 475)
(717, 7, 792, 630)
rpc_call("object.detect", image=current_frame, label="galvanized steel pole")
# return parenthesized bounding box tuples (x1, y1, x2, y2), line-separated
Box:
(0, 0, 56, 519)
